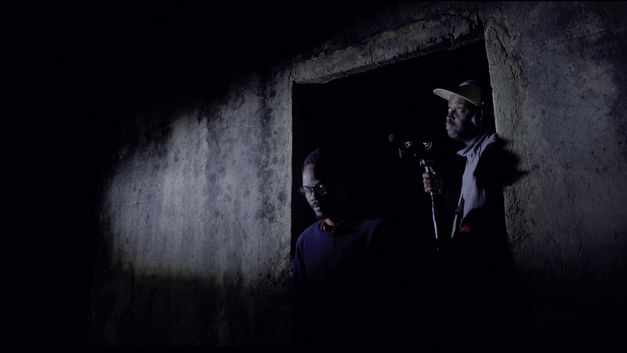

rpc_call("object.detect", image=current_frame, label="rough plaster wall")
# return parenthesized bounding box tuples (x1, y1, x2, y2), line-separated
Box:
(91, 73, 292, 345)
(483, 2, 627, 348)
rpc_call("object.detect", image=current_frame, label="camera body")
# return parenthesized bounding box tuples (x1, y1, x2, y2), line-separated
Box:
(394, 137, 434, 161)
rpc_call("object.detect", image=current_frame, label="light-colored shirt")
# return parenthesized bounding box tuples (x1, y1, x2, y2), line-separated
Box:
(452, 132, 498, 237)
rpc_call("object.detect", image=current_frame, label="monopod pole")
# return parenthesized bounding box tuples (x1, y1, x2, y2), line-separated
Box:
(420, 159, 440, 242)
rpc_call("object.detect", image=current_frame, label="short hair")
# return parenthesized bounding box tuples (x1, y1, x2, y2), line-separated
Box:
(303, 147, 323, 167)
(302, 147, 347, 183)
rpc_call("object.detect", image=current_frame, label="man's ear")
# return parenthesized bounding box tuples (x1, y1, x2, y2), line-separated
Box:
(471, 106, 483, 129)
(470, 112, 479, 128)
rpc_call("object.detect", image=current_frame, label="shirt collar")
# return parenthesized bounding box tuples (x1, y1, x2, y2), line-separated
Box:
(319, 219, 355, 234)
(457, 132, 490, 159)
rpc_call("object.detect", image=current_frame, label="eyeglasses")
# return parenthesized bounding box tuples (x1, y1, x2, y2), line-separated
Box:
(298, 183, 328, 198)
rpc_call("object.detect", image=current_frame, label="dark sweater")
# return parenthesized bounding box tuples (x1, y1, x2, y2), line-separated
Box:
(292, 219, 383, 348)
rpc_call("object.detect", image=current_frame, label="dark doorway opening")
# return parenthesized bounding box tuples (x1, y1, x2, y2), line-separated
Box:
(291, 40, 494, 255)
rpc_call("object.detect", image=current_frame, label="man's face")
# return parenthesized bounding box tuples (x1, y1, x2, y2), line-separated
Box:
(445, 95, 479, 143)
(302, 164, 330, 219)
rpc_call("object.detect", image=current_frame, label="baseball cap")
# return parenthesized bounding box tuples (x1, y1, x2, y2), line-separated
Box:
(433, 80, 482, 107)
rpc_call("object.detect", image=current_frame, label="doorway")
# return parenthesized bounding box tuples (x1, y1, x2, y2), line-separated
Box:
(291, 40, 494, 255)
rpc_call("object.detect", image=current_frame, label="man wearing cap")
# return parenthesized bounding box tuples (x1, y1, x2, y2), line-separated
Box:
(424, 80, 517, 351)
(424, 80, 507, 239)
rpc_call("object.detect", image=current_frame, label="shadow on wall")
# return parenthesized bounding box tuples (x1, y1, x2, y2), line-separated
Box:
(484, 137, 528, 188)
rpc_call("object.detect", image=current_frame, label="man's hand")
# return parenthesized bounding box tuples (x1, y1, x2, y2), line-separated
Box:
(422, 172, 444, 195)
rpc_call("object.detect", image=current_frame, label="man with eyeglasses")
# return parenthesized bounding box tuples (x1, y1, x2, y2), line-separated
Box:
(292, 147, 388, 350)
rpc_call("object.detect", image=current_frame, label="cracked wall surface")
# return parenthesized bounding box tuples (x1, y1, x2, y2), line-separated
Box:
(90, 1, 627, 348)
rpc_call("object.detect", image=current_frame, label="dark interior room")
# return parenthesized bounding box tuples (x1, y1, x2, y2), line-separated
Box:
(7, 1, 627, 352)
